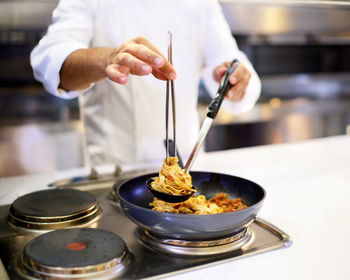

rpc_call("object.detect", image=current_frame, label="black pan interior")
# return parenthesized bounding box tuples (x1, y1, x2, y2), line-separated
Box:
(119, 171, 265, 209)
(117, 171, 266, 239)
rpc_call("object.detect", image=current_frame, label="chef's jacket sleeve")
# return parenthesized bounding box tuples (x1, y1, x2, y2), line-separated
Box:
(30, 0, 95, 99)
(201, 0, 261, 114)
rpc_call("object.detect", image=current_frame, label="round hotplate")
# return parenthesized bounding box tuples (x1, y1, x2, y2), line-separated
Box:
(20, 228, 130, 279)
(138, 227, 253, 256)
(8, 189, 101, 230)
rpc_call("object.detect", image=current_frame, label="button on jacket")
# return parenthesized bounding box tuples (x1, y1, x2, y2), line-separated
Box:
(31, 0, 261, 167)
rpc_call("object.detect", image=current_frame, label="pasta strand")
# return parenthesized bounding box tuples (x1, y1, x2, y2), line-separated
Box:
(151, 157, 194, 195)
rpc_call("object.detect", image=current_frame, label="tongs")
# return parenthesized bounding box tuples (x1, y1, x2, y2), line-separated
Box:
(146, 32, 192, 203)
(165, 31, 176, 162)
(184, 59, 240, 172)
(147, 35, 239, 203)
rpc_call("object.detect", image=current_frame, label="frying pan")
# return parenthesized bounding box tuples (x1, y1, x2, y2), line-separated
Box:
(117, 171, 265, 240)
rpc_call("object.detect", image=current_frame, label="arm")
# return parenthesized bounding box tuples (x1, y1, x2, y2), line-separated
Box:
(30, 0, 96, 98)
(31, 0, 176, 97)
(59, 47, 110, 91)
(59, 37, 176, 92)
(201, 0, 261, 113)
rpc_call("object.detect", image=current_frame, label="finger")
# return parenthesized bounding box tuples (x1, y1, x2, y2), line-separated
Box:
(226, 70, 250, 101)
(133, 36, 176, 80)
(118, 65, 130, 76)
(228, 64, 245, 85)
(158, 61, 177, 80)
(120, 43, 165, 68)
(114, 52, 153, 76)
(226, 79, 248, 101)
(213, 61, 230, 83)
(133, 36, 164, 56)
(152, 68, 168, 80)
(105, 64, 130, 84)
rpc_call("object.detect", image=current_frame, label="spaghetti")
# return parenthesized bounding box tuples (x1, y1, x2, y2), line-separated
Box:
(150, 157, 194, 196)
(150, 193, 247, 215)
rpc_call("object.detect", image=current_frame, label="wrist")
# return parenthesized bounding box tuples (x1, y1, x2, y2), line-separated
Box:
(96, 47, 114, 77)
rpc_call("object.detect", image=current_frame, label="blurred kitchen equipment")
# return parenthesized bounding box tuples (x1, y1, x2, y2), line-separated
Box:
(202, 0, 350, 151)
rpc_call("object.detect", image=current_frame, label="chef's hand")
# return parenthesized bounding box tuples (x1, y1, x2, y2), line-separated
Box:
(213, 62, 251, 101)
(105, 36, 177, 84)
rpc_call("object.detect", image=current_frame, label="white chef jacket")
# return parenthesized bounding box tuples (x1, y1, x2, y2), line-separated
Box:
(30, 0, 261, 167)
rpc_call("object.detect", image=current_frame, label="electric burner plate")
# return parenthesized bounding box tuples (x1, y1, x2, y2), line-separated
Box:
(19, 228, 131, 279)
(138, 227, 253, 256)
(8, 189, 101, 230)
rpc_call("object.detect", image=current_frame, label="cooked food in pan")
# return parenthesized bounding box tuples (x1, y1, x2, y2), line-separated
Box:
(150, 193, 246, 215)
(150, 157, 194, 196)
(118, 171, 265, 239)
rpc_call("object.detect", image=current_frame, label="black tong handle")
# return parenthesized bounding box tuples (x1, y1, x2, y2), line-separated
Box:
(207, 59, 239, 119)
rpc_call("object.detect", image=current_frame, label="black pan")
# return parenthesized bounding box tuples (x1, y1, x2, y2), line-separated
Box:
(117, 171, 265, 240)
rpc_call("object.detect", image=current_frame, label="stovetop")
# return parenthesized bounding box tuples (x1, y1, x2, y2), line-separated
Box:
(0, 172, 292, 280)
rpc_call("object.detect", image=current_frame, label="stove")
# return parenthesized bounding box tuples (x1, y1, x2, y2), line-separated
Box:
(8, 189, 101, 230)
(18, 228, 131, 279)
(0, 171, 292, 279)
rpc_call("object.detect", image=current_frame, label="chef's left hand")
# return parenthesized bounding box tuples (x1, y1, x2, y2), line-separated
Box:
(213, 62, 251, 101)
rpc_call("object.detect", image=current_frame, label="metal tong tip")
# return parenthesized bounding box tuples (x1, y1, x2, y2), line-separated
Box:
(165, 31, 176, 162)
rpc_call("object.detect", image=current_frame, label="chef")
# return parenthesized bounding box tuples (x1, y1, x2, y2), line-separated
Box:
(30, 0, 261, 168)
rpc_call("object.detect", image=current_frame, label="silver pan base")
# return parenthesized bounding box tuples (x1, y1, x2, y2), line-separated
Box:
(138, 227, 253, 256)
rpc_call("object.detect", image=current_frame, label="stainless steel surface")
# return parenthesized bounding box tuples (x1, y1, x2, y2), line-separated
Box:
(140, 227, 249, 248)
(220, 0, 350, 35)
(138, 227, 253, 256)
(261, 73, 350, 98)
(170, 33, 176, 159)
(165, 79, 170, 160)
(0, 173, 292, 279)
(0, 0, 58, 29)
(185, 117, 213, 172)
(2, 0, 349, 33)
(48, 169, 151, 191)
(165, 31, 176, 161)
(170, 80, 176, 157)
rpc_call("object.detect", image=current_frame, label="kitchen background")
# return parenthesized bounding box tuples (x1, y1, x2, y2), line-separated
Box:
(0, 0, 349, 178)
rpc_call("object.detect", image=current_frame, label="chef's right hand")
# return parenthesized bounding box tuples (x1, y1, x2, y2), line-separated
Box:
(105, 36, 177, 84)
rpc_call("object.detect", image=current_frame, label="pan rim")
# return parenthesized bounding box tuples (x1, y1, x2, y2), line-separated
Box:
(117, 171, 266, 217)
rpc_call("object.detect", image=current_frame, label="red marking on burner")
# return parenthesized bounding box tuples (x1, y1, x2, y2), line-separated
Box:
(66, 242, 87, 251)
